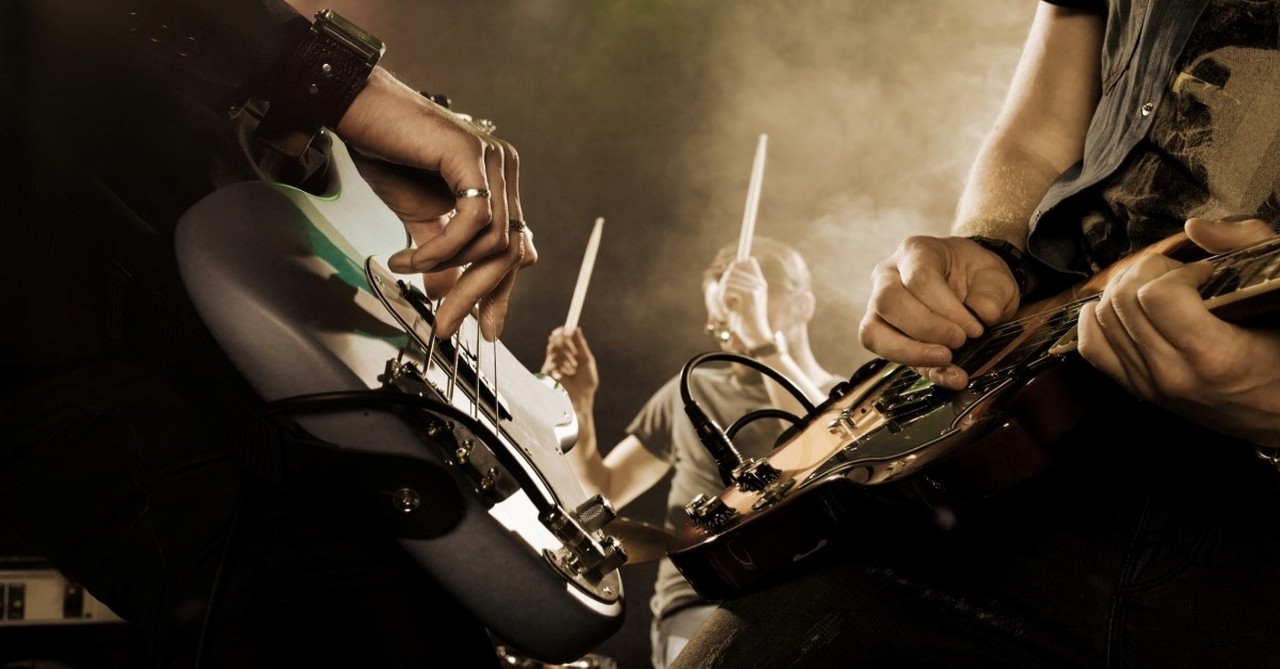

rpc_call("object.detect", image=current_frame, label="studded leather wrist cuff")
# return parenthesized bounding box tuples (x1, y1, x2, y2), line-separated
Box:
(255, 10, 385, 157)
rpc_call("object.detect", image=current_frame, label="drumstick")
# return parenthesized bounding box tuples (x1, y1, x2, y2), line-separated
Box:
(565, 217, 604, 332)
(736, 133, 768, 262)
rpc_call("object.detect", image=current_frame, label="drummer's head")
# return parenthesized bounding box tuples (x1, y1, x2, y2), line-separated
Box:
(700, 237, 815, 352)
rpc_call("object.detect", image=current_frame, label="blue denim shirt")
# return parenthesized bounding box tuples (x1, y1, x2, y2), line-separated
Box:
(1027, 0, 1212, 281)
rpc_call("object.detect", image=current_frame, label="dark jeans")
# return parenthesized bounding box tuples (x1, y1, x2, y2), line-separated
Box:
(0, 355, 500, 668)
(670, 405, 1280, 669)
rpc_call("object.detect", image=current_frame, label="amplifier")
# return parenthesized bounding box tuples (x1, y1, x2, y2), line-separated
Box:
(0, 558, 122, 626)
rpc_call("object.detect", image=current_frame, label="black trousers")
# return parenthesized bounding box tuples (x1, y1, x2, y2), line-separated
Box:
(0, 355, 500, 668)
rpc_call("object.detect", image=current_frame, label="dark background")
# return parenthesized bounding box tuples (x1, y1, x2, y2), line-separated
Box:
(317, 2, 1035, 667)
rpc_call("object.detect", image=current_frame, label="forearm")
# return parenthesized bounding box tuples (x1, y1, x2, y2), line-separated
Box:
(953, 4, 1103, 248)
(952, 139, 1074, 247)
(564, 394, 611, 499)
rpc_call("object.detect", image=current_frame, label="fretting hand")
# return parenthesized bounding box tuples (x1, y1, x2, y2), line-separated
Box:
(1078, 216, 1280, 447)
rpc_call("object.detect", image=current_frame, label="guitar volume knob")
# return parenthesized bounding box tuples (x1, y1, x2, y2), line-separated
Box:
(684, 493, 736, 531)
(574, 494, 617, 533)
(732, 458, 781, 492)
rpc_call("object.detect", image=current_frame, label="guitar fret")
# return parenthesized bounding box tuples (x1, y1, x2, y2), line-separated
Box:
(1237, 245, 1280, 289)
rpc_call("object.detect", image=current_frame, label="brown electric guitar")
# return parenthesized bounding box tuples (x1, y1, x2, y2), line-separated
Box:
(667, 231, 1280, 600)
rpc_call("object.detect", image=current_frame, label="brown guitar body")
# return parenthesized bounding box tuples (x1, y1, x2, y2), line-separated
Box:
(668, 231, 1278, 601)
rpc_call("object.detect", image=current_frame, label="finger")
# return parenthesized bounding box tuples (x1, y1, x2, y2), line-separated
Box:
(961, 270, 1019, 330)
(1084, 257, 1184, 396)
(546, 331, 576, 358)
(1090, 283, 1154, 393)
(496, 137, 524, 225)
(455, 140, 512, 267)
(899, 239, 988, 339)
(570, 326, 592, 356)
(349, 152, 456, 223)
(857, 310, 954, 370)
(390, 139, 510, 272)
(421, 266, 463, 300)
(478, 255, 522, 341)
(1076, 300, 1129, 385)
(1136, 261, 1228, 362)
(405, 214, 463, 298)
(433, 222, 530, 340)
(870, 264, 971, 350)
(1185, 216, 1274, 254)
(922, 364, 969, 391)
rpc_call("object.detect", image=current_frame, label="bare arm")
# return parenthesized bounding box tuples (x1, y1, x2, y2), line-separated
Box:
(954, 3, 1103, 244)
(859, 3, 1104, 389)
(542, 328, 672, 508)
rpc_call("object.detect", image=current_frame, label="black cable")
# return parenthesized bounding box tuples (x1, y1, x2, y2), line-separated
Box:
(725, 408, 803, 441)
(679, 351, 813, 486)
(678, 351, 816, 413)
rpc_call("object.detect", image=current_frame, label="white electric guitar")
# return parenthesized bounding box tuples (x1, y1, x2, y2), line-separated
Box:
(175, 132, 624, 663)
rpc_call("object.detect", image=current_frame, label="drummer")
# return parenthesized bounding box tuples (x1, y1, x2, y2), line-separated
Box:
(541, 236, 842, 669)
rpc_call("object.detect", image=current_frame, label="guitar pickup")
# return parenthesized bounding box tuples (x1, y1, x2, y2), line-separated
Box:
(391, 280, 511, 424)
(873, 386, 935, 419)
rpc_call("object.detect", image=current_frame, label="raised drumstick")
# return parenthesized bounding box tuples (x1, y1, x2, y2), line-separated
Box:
(736, 133, 768, 262)
(565, 217, 605, 332)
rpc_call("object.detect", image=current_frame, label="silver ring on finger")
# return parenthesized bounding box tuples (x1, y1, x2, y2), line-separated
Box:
(455, 187, 490, 199)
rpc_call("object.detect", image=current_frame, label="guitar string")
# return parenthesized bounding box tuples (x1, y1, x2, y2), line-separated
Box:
(879, 294, 1098, 398)
(451, 332, 463, 405)
(425, 297, 440, 375)
(473, 322, 482, 421)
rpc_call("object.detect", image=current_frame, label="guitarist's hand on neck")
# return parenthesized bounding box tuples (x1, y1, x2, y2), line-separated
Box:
(1077, 216, 1280, 448)
(858, 234, 1023, 391)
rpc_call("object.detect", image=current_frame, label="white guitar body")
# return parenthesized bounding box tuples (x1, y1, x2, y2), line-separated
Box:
(175, 133, 624, 663)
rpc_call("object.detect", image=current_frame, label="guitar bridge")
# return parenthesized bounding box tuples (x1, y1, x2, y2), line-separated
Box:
(380, 358, 520, 503)
(542, 502, 627, 584)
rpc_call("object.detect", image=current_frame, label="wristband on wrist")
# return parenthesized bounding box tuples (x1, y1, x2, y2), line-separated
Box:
(745, 332, 787, 359)
(966, 236, 1033, 295)
(255, 9, 385, 157)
